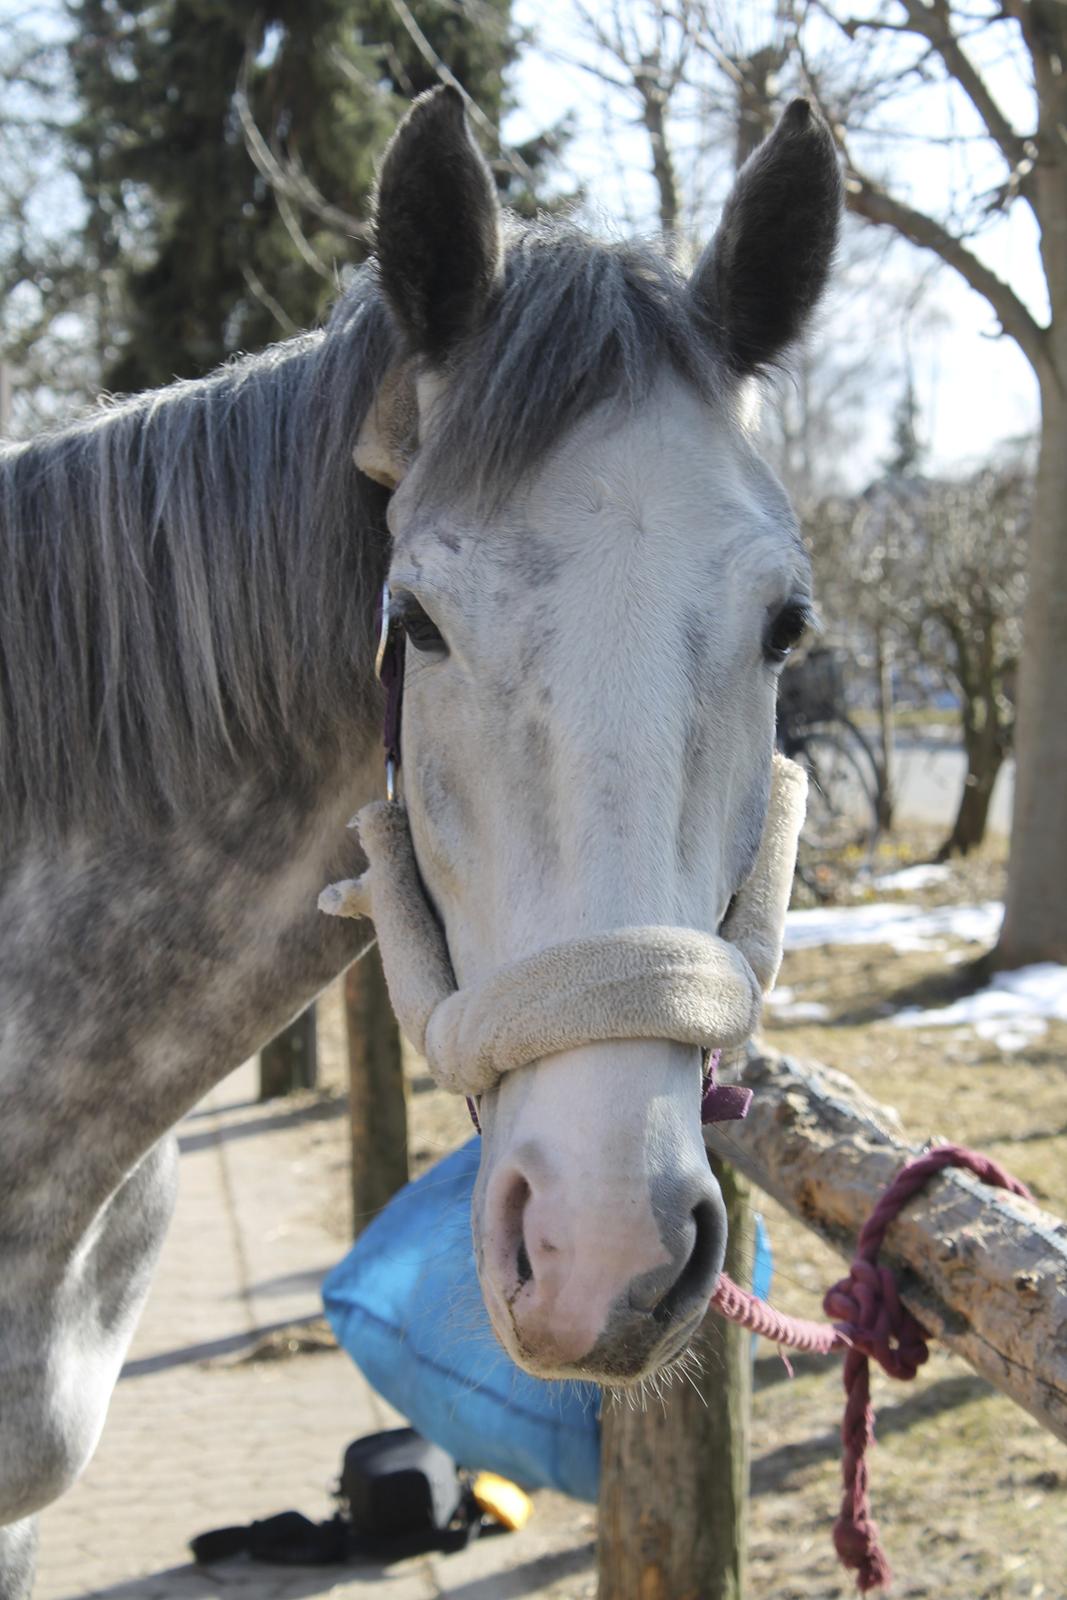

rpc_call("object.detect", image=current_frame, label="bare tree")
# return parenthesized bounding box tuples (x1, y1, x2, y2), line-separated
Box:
(920, 464, 1028, 856)
(565, 0, 702, 233)
(816, 456, 1029, 858)
(791, 0, 1066, 965)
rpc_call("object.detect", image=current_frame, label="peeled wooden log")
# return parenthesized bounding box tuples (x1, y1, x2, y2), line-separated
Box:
(704, 1048, 1067, 1444)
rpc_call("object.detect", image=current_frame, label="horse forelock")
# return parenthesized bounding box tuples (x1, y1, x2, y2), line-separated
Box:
(419, 220, 723, 512)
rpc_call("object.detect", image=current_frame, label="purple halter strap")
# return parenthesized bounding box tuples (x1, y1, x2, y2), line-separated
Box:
(374, 584, 406, 801)
(700, 1048, 753, 1124)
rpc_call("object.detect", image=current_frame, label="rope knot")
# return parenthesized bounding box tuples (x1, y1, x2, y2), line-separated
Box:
(833, 1506, 894, 1594)
(824, 1256, 930, 1381)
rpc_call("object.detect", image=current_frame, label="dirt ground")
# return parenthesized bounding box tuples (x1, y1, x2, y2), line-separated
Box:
(305, 829, 1066, 1600)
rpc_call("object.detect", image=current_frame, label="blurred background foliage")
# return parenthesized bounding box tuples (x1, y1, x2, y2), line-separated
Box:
(1, 0, 566, 406)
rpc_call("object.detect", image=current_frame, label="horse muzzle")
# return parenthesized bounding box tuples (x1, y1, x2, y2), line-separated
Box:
(320, 753, 806, 1379)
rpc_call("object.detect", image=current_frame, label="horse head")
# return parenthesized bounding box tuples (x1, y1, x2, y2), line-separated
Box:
(343, 87, 841, 1384)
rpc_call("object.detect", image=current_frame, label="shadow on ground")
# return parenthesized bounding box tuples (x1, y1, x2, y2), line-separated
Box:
(752, 1372, 992, 1495)
(119, 1314, 325, 1379)
(178, 1094, 344, 1156)
(830, 957, 989, 1028)
(63, 1540, 595, 1600)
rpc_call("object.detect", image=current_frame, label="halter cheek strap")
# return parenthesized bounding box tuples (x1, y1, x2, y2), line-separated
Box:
(320, 754, 807, 1116)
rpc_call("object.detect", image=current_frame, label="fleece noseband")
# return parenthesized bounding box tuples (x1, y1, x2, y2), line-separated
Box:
(320, 739, 807, 1118)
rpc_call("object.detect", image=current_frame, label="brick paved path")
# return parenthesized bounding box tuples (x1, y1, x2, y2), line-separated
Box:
(32, 1057, 594, 1600)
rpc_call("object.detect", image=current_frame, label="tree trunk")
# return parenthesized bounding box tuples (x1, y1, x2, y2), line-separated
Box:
(734, 46, 783, 169)
(597, 1160, 752, 1600)
(637, 78, 679, 237)
(874, 622, 895, 831)
(704, 1049, 1067, 1444)
(938, 722, 1004, 859)
(258, 1005, 317, 1100)
(345, 943, 408, 1237)
(996, 386, 1067, 965)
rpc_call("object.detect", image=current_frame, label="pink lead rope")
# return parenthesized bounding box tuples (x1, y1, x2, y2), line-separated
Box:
(708, 1142, 1033, 1593)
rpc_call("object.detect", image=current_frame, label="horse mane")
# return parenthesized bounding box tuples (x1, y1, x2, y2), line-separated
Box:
(0, 222, 716, 841)
(0, 271, 398, 840)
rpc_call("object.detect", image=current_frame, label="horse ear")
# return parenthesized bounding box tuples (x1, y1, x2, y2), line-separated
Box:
(373, 86, 502, 363)
(690, 99, 842, 378)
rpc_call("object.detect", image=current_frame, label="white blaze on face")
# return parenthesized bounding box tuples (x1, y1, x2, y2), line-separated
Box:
(386, 372, 811, 1382)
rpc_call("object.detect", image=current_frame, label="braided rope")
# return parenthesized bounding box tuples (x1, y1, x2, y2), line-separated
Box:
(709, 1143, 1033, 1593)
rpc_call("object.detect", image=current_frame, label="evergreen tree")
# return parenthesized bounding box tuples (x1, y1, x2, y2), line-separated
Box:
(67, 0, 555, 391)
(885, 373, 924, 479)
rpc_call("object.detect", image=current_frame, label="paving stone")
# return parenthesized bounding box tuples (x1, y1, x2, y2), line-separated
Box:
(31, 1057, 593, 1600)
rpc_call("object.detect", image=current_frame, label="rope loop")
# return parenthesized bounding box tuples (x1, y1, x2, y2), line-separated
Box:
(823, 1258, 930, 1381)
(709, 1140, 1035, 1593)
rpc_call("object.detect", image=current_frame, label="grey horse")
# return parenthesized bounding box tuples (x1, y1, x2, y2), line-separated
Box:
(0, 88, 840, 1595)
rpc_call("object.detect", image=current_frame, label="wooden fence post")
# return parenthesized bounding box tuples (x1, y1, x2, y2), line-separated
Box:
(598, 1159, 753, 1600)
(345, 943, 408, 1237)
(259, 1005, 318, 1100)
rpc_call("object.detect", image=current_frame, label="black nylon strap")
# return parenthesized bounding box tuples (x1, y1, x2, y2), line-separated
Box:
(375, 587, 406, 778)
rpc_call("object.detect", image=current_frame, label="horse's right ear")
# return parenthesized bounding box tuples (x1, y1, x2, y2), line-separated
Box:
(689, 98, 842, 378)
(374, 86, 502, 364)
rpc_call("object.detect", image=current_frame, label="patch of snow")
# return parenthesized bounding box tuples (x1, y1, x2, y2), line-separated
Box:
(783, 901, 1003, 953)
(872, 863, 953, 892)
(892, 963, 1067, 1036)
(973, 1017, 1047, 1053)
(765, 994, 831, 1022)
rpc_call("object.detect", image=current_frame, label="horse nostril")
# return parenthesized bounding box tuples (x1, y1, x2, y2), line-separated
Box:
(493, 1167, 533, 1289)
(652, 1198, 724, 1326)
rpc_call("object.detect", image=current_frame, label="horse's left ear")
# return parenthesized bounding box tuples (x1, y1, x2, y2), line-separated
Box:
(373, 85, 502, 363)
(690, 99, 842, 377)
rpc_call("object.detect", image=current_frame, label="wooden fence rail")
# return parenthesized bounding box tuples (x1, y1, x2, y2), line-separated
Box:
(703, 1048, 1067, 1444)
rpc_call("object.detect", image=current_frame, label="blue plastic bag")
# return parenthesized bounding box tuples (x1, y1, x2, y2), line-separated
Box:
(323, 1138, 773, 1504)
(323, 1139, 602, 1501)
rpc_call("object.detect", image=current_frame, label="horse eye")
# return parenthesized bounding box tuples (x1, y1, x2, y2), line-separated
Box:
(764, 602, 811, 664)
(398, 599, 447, 655)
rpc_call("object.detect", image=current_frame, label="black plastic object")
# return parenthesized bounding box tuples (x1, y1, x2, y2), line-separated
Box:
(190, 1427, 482, 1568)
(341, 1427, 464, 1543)
(190, 1511, 349, 1566)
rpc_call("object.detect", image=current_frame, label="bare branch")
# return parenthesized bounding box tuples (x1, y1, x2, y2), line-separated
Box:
(384, 0, 536, 188)
(234, 62, 370, 241)
(276, 192, 335, 282)
(240, 264, 300, 337)
(839, 0, 1037, 204)
(844, 161, 1050, 378)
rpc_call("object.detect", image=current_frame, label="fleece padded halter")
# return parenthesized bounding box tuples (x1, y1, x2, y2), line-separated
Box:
(320, 754, 807, 1110)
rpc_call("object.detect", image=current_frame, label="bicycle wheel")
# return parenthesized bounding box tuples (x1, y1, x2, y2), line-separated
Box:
(794, 723, 881, 874)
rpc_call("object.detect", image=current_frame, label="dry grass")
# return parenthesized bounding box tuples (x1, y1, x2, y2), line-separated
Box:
(742, 835, 1066, 1600)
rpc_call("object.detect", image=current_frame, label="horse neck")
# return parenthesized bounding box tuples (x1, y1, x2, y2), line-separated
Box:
(0, 743, 382, 1247)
